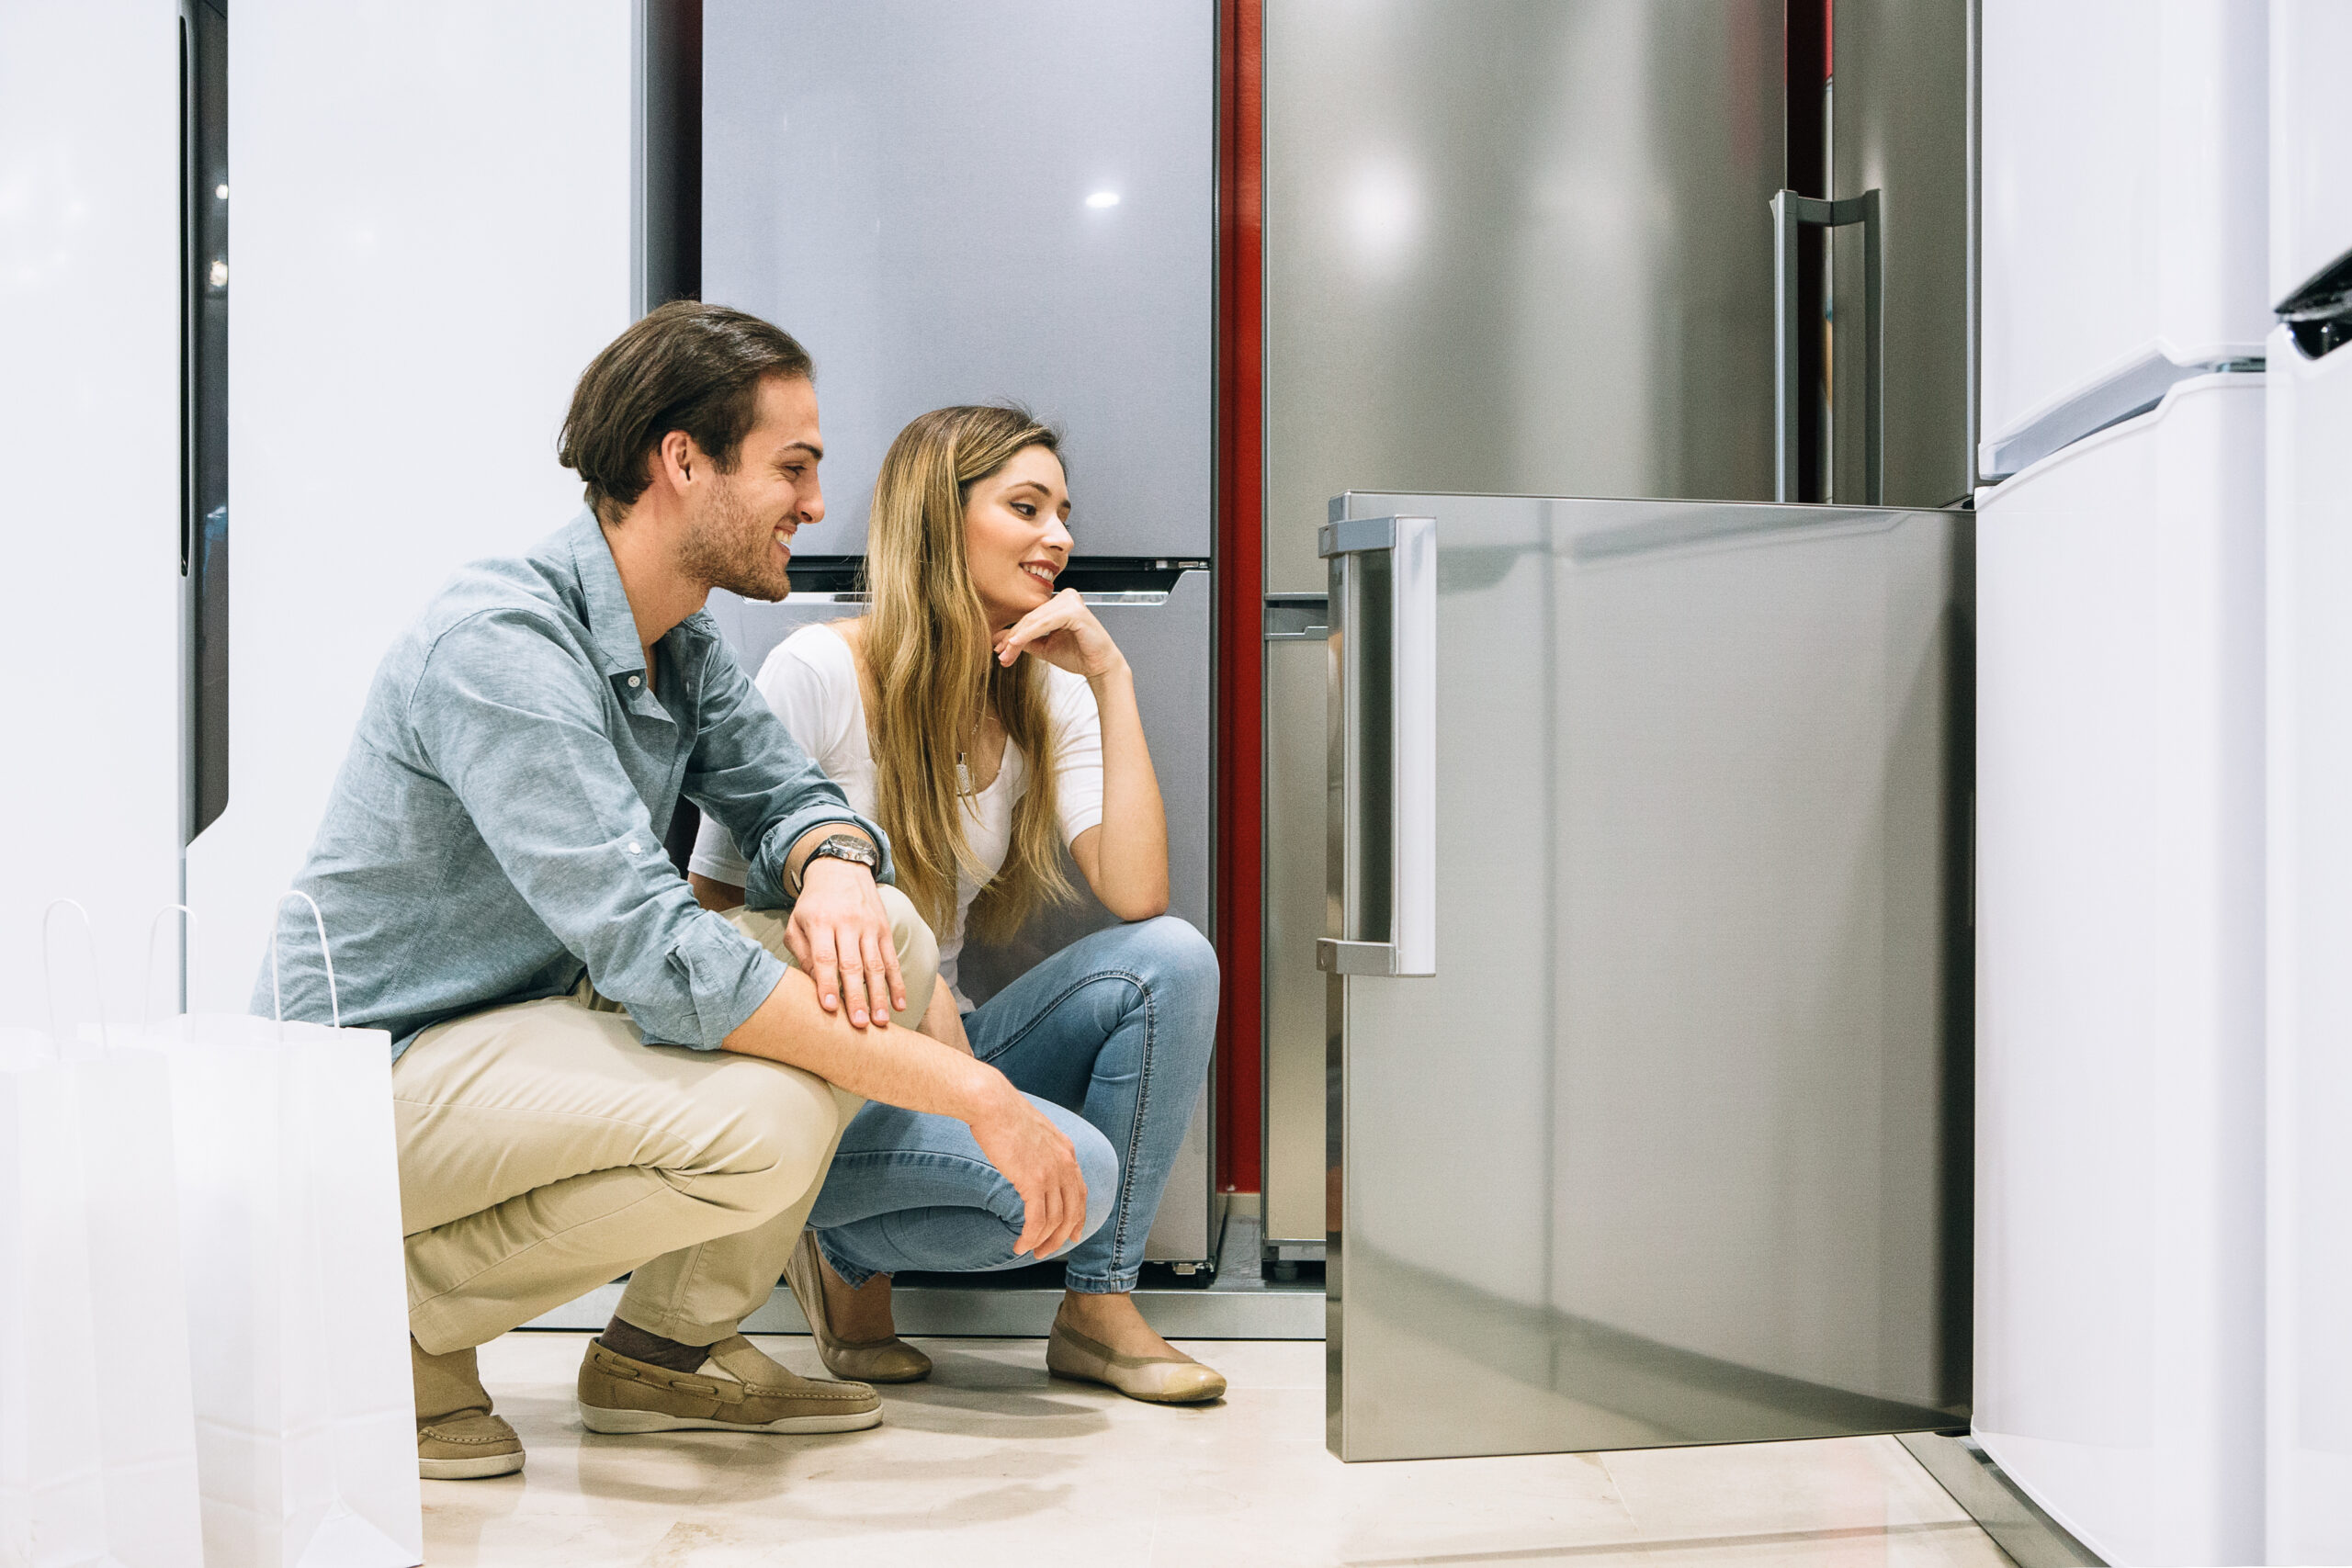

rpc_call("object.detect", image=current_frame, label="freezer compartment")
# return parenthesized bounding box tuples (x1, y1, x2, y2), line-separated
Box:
(701, 0, 1214, 562)
(707, 563, 1218, 1267)
(1978, 0, 2268, 470)
(1322, 491, 1973, 1462)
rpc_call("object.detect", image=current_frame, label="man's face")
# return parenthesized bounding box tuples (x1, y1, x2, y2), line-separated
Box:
(680, 373, 824, 603)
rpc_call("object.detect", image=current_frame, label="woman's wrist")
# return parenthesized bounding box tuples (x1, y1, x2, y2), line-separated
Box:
(1086, 653, 1133, 688)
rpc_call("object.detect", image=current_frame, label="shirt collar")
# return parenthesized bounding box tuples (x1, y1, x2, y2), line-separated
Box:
(559, 509, 724, 683)
(562, 511, 653, 679)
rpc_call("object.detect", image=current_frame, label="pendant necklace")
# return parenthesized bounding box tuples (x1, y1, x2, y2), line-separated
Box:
(956, 752, 974, 795)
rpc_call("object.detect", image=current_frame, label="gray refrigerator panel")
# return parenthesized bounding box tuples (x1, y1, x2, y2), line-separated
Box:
(1261, 596, 1330, 1255)
(1828, 0, 1973, 506)
(707, 575, 1218, 1265)
(1322, 492, 1972, 1461)
(1262, 0, 1788, 594)
(702, 0, 1215, 560)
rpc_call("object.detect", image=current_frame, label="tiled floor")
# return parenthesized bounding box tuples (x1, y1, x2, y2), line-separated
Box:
(424, 1333, 2018, 1567)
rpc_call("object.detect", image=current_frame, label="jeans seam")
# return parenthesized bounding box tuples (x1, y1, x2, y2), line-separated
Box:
(1104, 973, 1156, 1269)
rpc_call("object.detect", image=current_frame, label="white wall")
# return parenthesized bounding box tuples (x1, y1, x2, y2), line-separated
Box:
(0, 3, 183, 1030)
(187, 0, 633, 1010)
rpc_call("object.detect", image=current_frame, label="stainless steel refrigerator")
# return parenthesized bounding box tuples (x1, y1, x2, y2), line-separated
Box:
(699, 0, 1220, 1267)
(1255, 0, 1978, 1456)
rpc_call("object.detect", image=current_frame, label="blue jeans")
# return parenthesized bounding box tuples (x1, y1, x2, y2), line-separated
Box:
(806, 915, 1218, 1294)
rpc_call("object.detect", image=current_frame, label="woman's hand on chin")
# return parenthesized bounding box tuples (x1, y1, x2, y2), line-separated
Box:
(992, 587, 1126, 681)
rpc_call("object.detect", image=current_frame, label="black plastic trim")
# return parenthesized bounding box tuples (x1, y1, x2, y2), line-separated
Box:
(2277, 244, 2352, 360)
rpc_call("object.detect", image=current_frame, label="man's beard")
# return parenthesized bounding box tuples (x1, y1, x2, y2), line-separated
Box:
(681, 472, 793, 603)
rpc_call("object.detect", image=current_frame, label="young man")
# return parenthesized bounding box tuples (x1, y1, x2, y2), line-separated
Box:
(261, 302, 1091, 1479)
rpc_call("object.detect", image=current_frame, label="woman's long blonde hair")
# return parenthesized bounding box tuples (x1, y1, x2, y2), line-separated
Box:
(862, 405, 1076, 942)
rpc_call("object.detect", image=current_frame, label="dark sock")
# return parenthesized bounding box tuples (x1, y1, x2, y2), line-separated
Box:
(597, 1315, 712, 1372)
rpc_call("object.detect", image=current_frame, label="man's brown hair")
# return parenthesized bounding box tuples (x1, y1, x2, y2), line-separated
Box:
(559, 300, 814, 524)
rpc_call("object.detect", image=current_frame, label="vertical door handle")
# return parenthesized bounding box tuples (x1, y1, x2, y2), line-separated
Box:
(1772, 187, 1883, 505)
(1316, 514, 1436, 978)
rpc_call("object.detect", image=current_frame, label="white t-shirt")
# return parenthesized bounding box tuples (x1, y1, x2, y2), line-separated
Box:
(689, 622, 1105, 1009)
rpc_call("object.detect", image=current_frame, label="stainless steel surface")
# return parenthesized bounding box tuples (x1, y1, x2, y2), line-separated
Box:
(522, 1202, 1327, 1340)
(1315, 515, 1436, 981)
(1325, 491, 1973, 1461)
(1262, 0, 1788, 594)
(1776, 190, 1884, 504)
(705, 570, 1219, 1265)
(1899, 1435, 2109, 1568)
(1831, 0, 1973, 506)
(701, 0, 1214, 560)
(1263, 595, 1331, 1255)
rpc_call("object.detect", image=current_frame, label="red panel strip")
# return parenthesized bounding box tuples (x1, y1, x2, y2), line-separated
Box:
(1212, 0, 1264, 1194)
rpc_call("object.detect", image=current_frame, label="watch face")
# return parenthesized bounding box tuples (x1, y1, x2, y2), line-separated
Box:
(819, 835, 877, 866)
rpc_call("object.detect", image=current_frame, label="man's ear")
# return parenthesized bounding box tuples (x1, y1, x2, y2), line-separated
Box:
(653, 427, 699, 495)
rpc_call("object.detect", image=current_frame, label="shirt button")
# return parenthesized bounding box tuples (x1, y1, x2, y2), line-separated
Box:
(628, 675, 641, 687)
(627, 841, 641, 854)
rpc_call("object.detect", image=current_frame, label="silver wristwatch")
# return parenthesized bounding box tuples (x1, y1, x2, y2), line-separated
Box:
(800, 831, 880, 890)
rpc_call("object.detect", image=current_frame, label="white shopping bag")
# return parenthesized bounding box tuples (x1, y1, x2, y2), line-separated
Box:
(0, 902, 205, 1568)
(148, 893, 421, 1568)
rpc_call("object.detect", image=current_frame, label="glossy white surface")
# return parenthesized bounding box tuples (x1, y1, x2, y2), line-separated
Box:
(2265, 325, 2352, 1565)
(425, 1333, 2016, 1566)
(1980, 0, 2269, 450)
(1974, 375, 2267, 1566)
(0, 3, 182, 1024)
(186, 1, 632, 1010)
(2267, 0, 2352, 300)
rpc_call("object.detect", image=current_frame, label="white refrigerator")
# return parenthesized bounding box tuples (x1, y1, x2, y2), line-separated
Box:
(2263, 1, 2352, 1560)
(1974, 2, 2270, 1562)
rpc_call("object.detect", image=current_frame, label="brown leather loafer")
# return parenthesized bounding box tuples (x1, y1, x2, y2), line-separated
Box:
(575, 1334, 883, 1434)
(413, 1337, 525, 1480)
(783, 1228, 933, 1383)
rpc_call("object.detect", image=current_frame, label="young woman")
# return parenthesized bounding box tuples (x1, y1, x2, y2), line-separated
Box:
(689, 404, 1223, 1404)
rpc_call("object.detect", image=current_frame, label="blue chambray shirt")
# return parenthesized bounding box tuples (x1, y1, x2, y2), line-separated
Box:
(254, 512, 891, 1057)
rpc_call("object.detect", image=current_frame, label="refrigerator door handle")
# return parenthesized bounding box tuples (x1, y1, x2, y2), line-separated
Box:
(1316, 514, 1436, 979)
(1772, 187, 1883, 504)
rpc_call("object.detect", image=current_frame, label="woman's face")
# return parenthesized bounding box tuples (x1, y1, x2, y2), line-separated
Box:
(964, 445, 1073, 629)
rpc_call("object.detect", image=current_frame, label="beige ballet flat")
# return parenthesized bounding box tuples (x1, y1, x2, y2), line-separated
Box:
(1046, 1314, 1227, 1404)
(783, 1229, 933, 1383)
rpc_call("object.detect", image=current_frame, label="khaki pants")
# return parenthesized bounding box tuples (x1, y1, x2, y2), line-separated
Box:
(393, 891, 936, 1354)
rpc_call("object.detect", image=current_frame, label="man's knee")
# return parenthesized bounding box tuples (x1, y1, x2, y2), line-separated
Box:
(697, 1059, 846, 1219)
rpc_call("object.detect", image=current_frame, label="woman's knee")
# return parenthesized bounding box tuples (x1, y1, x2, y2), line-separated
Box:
(1130, 915, 1217, 989)
(1124, 917, 1219, 1051)
(1070, 1118, 1121, 1245)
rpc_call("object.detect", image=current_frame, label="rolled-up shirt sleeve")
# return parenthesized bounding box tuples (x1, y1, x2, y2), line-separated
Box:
(406, 609, 798, 1050)
(684, 637, 894, 909)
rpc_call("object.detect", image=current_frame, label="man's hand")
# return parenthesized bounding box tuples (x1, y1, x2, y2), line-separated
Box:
(967, 1078, 1091, 1259)
(784, 857, 907, 1028)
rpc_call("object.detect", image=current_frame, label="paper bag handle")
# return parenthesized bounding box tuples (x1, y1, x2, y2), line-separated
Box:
(141, 904, 198, 1032)
(267, 889, 342, 1030)
(41, 897, 109, 1051)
